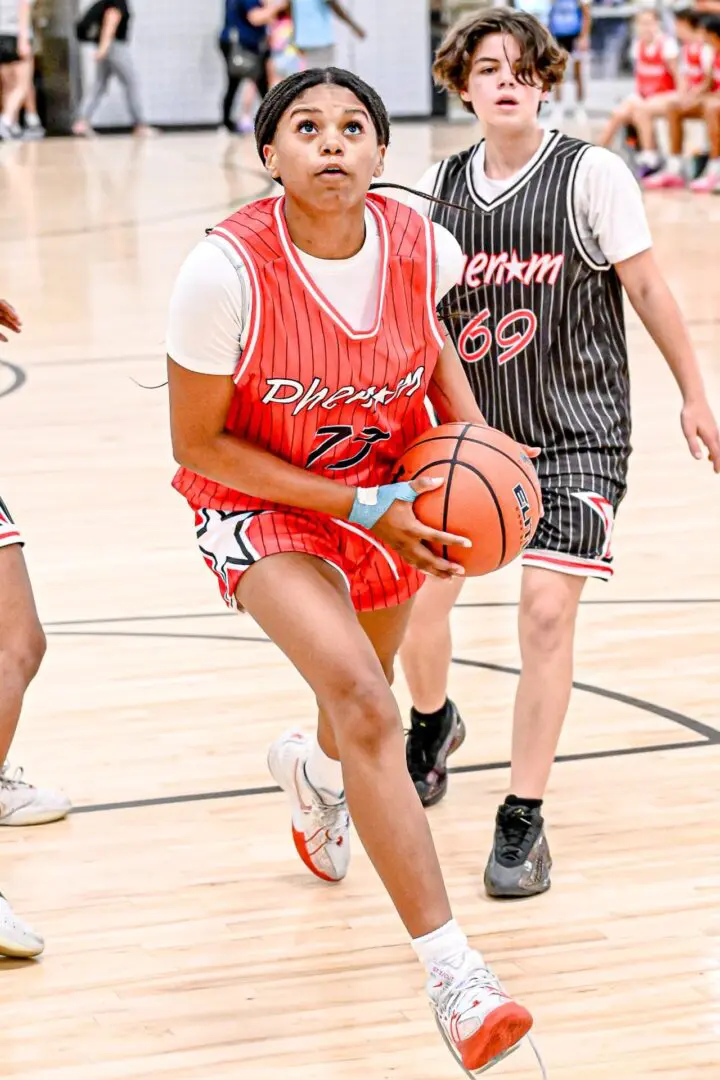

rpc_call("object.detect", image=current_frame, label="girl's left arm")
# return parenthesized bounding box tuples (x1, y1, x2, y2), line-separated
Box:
(427, 334, 487, 426)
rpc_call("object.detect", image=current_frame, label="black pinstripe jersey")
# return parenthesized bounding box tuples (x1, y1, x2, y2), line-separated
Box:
(428, 132, 631, 485)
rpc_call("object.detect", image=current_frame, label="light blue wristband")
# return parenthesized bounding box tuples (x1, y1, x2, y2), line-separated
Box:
(348, 482, 418, 530)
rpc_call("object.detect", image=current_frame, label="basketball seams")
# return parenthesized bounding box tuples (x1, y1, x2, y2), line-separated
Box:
(441, 423, 472, 561)
(407, 454, 506, 571)
(408, 430, 541, 503)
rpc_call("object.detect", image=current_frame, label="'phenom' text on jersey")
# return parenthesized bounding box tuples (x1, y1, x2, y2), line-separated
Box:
(428, 133, 631, 484)
(173, 194, 445, 512)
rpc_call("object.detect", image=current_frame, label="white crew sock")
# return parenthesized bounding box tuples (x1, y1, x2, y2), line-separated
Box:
(412, 918, 478, 982)
(304, 736, 344, 799)
(24, 112, 41, 127)
(637, 150, 660, 168)
(666, 154, 683, 175)
(706, 157, 720, 177)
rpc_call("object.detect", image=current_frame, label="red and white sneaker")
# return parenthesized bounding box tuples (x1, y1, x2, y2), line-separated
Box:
(267, 731, 350, 883)
(429, 952, 535, 1075)
(642, 170, 685, 190)
(688, 172, 720, 193)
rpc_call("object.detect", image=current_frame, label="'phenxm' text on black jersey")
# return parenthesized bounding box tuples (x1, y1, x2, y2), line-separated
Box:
(428, 132, 631, 485)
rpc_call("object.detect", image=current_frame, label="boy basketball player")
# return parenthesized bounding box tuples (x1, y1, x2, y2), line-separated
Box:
(0, 297, 72, 958)
(165, 69, 538, 1073)
(398, 9, 720, 899)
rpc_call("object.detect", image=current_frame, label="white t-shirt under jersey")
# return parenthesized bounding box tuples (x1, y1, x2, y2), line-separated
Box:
(406, 130, 653, 268)
(166, 207, 465, 376)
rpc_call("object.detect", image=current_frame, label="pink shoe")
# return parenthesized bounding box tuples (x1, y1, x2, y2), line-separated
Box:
(688, 173, 720, 193)
(642, 170, 685, 190)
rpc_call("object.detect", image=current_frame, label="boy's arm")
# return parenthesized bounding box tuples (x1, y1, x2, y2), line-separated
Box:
(585, 148, 720, 472)
(615, 252, 720, 470)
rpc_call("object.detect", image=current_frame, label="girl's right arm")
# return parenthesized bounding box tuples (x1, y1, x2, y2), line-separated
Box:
(168, 358, 356, 519)
(167, 359, 469, 578)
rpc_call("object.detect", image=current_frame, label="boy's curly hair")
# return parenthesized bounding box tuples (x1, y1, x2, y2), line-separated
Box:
(433, 8, 568, 114)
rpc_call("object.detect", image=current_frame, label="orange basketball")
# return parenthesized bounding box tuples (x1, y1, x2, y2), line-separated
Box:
(393, 422, 542, 577)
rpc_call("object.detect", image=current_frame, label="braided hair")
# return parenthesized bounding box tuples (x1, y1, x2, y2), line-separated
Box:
(255, 67, 391, 180)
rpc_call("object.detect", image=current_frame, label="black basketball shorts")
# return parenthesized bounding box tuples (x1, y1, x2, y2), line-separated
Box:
(0, 36, 21, 65)
(523, 475, 626, 581)
(0, 495, 22, 548)
(555, 33, 580, 56)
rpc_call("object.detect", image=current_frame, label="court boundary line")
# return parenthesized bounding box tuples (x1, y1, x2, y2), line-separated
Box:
(46, 628, 719, 816)
(0, 358, 27, 399)
(41, 596, 720, 629)
(69, 737, 712, 816)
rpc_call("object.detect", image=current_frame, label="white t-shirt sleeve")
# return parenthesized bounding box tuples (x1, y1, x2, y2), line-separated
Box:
(165, 238, 251, 376)
(573, 147, 652, 265)
(663, 37, 680, 63)
(701, 43, 714, 74)
(432, 221, 465, 302)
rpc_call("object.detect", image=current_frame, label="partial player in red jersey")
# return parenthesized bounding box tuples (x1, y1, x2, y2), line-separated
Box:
(166, 69, 538, 1075)
(631, 8, 713, 178)
(0, 298, 72, 960)
(597, 6, 679, 162)
(643, 12, 720, 191)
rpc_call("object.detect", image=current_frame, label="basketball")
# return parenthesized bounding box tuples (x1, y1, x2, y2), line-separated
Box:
(394, 423, 542, 577)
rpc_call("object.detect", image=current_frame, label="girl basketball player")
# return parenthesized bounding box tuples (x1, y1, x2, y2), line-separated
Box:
(631, 8, 713, 179)
(165, 69, 536, 1074)
(0, 297, 72, 959)
(596, 6, 679, 165)
(643, 13, 720, 191)
(397, 8, 720, 899)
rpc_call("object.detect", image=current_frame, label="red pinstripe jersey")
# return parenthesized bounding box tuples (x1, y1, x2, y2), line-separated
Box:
(173, 194, 445, 512)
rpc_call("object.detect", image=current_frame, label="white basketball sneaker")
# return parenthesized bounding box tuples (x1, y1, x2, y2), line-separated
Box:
(429, 951, 534, 1074)
(267, 731, 350, 883)
(0, 894, 44, 958)
(0, 763, 72, 826)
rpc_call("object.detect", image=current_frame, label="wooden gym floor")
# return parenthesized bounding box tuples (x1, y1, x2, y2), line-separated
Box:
(0, 121, 718, 1079)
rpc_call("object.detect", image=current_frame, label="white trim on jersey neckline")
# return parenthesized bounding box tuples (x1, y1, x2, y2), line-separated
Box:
(464, 130, 564, 211)
(273, 195, 390, 341)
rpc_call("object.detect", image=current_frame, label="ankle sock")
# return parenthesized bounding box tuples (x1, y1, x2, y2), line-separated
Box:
(305, 736, 344, 799)
(412, 918, 477, 980)
(411, 699, 451, 729)
(505, 794, 543, 811)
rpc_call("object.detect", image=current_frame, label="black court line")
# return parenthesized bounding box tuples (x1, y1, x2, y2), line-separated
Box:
(69, 737, 708, 816)
(43, 626, 720, 746)
(0, 358, 27, 399)
(456, 598, 720, 608)
(41, 597, 720, 629)
(452, 657, 720, 743)
(48, 626, 718, 816)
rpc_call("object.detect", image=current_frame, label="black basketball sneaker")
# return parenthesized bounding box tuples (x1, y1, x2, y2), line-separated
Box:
(484, 801, 552, 899)
(406, 699, 466, 807)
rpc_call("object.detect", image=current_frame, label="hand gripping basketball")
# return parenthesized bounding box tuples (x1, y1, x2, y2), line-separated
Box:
(349, 479, 472, 579)
(393, 422, 543, 577)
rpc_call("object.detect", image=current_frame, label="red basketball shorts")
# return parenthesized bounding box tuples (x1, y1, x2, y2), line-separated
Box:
(193, 507, 424, 613)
